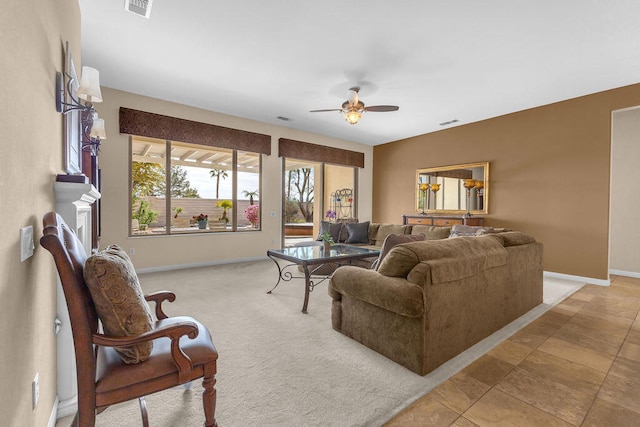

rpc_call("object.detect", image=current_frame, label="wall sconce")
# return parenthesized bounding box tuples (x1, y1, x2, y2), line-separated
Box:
(82, 112, 107, 156)
(56, 66, 103, 114)
(56, 65, 106, 157)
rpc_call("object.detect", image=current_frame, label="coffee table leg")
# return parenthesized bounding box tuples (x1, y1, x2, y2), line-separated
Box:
(302, 264, 311, 314)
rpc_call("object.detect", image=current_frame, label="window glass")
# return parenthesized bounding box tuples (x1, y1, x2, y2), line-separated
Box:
(131, 137, 166, 235)
(324, 164, 356, 221)
(130, 136, 260, 236)
(236, 151, 261, 230)
(169, 142, 233, 233)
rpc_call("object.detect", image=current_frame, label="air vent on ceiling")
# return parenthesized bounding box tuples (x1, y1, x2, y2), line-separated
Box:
(439, 119, 459, 126)
(277, 116, 293, 122)
(125, 0, 153, 19)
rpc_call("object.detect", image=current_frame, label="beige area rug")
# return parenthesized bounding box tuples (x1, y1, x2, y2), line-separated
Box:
(57, 261, 583, 427)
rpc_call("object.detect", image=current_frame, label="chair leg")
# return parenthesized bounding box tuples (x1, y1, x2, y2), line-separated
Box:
(139, 397, 149, 427)
(202, 363, 218, 427)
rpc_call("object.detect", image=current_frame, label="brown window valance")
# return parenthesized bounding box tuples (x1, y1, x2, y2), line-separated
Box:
(278, 138, 364, 168)
(119, 107, 271, 155)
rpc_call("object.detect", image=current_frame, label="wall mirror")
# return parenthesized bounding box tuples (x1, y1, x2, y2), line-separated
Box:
(416, 162, 489, 215)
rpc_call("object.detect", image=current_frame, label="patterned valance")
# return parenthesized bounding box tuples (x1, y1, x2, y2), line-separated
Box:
(119, 107, 271, 155)
(278, 138, 364, 168)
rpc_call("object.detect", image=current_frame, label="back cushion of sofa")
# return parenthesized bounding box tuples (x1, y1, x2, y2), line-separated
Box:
(370, 223, 412, 246)
(410, 225, 452, 240)
(378, 236, 508, 283)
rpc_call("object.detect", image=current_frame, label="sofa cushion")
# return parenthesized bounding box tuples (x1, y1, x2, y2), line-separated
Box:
(317, 221, 342, 243)
(83, 245, 154, 364)
(370, 223, 412, 246)
(345, 221, 370, 244)
(449, 224, 495, 237)
(336, 218, 358, 242)
(373, 233, 426, 271)
(410, 225, 452, 240)
(418, 236, 508, 284)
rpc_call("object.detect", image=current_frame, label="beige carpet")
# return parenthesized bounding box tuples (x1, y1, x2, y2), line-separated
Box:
(57, 261, 582, 427)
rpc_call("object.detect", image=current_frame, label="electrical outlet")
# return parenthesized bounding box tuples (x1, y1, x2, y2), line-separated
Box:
(129, 247, 135, 255)
(32, 373, 39, 409)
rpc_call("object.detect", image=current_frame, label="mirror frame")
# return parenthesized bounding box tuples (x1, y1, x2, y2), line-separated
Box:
(415, 161, 489, 215)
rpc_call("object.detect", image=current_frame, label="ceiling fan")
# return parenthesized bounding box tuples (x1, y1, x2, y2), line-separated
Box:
(310, 87, 399, 125)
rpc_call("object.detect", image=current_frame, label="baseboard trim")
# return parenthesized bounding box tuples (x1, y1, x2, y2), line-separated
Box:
(57, 396, 78, 419)
(136, 256, 267, 274)
(544, 271, 610, 287)
(609, 269, 640, 279)
(48, 397, 59, 427)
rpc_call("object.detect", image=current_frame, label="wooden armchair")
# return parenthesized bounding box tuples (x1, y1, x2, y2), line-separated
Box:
(40, 212, 218, 427)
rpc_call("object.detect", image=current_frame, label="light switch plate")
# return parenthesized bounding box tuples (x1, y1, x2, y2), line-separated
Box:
(20, 226, 34, 262)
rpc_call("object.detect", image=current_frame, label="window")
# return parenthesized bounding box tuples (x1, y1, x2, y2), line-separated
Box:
(130, 136, 261, 236)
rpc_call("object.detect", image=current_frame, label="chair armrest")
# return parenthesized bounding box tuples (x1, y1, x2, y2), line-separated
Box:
(145, 291, 176, 319)
(93, 319, 199, 382)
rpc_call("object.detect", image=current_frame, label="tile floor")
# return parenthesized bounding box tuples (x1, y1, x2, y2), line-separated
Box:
(385, 275, 640, 426)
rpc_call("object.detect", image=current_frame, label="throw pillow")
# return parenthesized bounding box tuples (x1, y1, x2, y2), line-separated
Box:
(83, 245, 154, 364)
(337, 218, 358, 242)
(373, 233, 426, 270)
(317, 221, 342, 243)
(449, 224, 494, 238)
(345, 221, 370, 244)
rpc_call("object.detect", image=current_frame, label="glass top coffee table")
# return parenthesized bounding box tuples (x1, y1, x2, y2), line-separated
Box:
(267, 244, 380, 313)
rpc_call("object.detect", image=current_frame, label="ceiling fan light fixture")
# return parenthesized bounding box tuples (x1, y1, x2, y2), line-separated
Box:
(344, 110, 362, 125)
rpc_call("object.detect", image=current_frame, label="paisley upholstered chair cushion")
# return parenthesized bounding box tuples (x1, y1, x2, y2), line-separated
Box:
(83, 244, 154, 364)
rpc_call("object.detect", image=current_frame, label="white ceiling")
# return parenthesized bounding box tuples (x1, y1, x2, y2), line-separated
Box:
(78, 1, 640, 146)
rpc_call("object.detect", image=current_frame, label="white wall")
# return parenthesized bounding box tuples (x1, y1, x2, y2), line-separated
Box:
(610, 106, 640, 276)
(96, 88, 373, 270)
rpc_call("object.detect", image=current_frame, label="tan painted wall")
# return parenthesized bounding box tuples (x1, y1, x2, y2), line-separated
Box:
(96, 88, 373, 269)
(373, 83, 640, 281)
(610, 107, 640, 274)
(0, 0, 80, 425)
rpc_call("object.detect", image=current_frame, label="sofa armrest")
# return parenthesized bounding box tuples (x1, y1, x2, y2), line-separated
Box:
(329, 266, 424, 317)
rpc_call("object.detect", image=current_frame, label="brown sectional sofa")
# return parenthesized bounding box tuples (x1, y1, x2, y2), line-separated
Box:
(328, 230, 543, 375)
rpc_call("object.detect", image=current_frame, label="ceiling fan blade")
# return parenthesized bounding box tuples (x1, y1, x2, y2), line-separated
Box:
(364, 105, 399, 112)
(309, 109, 342, 113)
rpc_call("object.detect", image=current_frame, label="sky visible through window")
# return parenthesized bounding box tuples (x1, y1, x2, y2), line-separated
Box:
(185, 166, 257, 200)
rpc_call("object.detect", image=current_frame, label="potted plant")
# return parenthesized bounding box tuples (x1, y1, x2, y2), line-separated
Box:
(320, 231, 334, 252)
(217, 200, 232, 223)
(133, 199, 158, 231)
(193, 213, 208, 229)
(245, 204, 260, 228)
